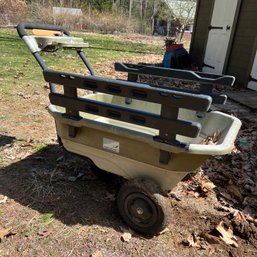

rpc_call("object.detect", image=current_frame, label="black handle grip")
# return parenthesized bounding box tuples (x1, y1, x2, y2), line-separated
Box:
(17, 22, 70, 38)
(208, 25, 223, 31)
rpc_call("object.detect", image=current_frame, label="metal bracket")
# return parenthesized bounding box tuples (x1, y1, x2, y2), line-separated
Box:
(68, 125, 78, 138)
(126, 73, 138, 104)
(159, 150, 171, 165)
(158, 105, 178, 165)
(153, 136, 188, 148)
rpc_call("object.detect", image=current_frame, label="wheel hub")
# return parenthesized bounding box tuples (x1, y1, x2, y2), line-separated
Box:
(136, 207, 144, 215)
(124, 193, 158, 228)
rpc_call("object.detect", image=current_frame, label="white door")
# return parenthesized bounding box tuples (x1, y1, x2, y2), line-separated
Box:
(248, 50, 257, 91)
(203, 0, 239, 74)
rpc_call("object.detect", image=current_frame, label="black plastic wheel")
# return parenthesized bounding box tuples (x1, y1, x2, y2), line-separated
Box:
(117, 178, 171, 235)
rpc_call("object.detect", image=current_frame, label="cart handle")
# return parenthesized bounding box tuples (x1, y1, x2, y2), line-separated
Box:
(17, 22, 70, 38)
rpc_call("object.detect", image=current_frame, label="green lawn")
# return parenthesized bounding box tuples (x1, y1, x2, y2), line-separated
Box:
(0, 28, 162, 97)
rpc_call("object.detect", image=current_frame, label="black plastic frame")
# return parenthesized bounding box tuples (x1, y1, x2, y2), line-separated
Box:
(17, 22, 216, 163)
(114, 62, 235, 104)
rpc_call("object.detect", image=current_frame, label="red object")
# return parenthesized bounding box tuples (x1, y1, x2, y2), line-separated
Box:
(75, 23, 82, 30)
(166, 43, 183, 52)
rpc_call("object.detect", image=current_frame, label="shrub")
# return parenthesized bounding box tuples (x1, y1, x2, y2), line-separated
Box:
(27, 3, 53, 24)
(0, 0, 27, 25)
(82, 10, 138, 34)
(27, 3, 83, 30)
(14, 2, 142, 34)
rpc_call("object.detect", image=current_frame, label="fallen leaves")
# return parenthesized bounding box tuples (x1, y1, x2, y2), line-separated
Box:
(201, 181, 216, 193)
(186, 190, 200, 198)
(91, 250, 103, 257)
(184, 234, 200, 248)
(121, 232, 132, 242)
(0, 229, 10, 241)
(234, 211, 247, 222)
(200, 232, 221, 245)
(183, 172, 216, 198)
(38, 229, 52, 238)
(231, 145, 241, 154)
(120, 226, 134, 242)
(231, 211, 257, 246)
(14, 71, 24, 79)
(215, 221, 238, 248)
(0, 196, 8, 204)
(200, 131, 221, 145)
(227, 182, 244, 203)
(182, 220, 239, 250)
(1, 140, 35, 162)
(0, 228, 16, 242)
(17, 92, 31, 99)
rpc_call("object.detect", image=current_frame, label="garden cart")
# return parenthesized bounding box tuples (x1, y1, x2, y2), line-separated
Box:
(17, 22, 241, 235)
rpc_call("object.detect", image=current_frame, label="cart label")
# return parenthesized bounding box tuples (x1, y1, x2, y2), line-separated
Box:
(103, 138, 119, 153)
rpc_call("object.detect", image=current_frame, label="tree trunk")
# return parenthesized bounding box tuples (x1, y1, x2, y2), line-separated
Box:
(140, 0, 147, 20)
(88, 2, 91, 18)
(112, 0, 116, 11)
(179, 25, 185, 42)
(151, 0, 158, 35)
(140, 0, 147, 33)
(129, 0, 133, 19)
(167, 19, 170, 36)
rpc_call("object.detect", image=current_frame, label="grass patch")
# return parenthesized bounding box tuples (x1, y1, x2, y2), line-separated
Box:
(0, 28, 162, 99)
(40, 213, 54, 225)
(34, 143, 48, 152)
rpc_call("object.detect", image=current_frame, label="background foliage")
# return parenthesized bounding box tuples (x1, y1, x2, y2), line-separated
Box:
(0, 0, 196, 35)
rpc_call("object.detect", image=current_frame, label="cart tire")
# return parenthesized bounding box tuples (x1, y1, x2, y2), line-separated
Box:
(117, 178, 171, 235)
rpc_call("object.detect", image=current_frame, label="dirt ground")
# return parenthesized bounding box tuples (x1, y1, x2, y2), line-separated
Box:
(0, 54, 257, 257)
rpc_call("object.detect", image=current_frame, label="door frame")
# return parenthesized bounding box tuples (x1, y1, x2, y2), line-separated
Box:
(202, 0, 242, 74)
(222, 0, 242, 74)
(190, 0, 215, 68)
(247, 35, 257, 90)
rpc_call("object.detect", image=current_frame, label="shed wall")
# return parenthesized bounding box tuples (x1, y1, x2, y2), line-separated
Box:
(190, 0, 214, 68)
(226, 0, 257, 86)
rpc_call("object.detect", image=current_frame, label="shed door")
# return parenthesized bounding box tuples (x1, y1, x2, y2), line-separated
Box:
(248, 50, 257, 91)
(203, 0, 238, 74)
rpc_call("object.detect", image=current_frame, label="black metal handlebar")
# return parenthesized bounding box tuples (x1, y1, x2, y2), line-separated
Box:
(17, 22, 70, 38)
(16, 21, 95, 91)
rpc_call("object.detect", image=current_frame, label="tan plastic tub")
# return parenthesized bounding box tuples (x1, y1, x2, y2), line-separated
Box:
(49, 93, 241, 191)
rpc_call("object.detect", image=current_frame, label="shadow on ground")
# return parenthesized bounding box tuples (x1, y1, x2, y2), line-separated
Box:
(0, 141, 124, 232)
(0, 134, 16, 147)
